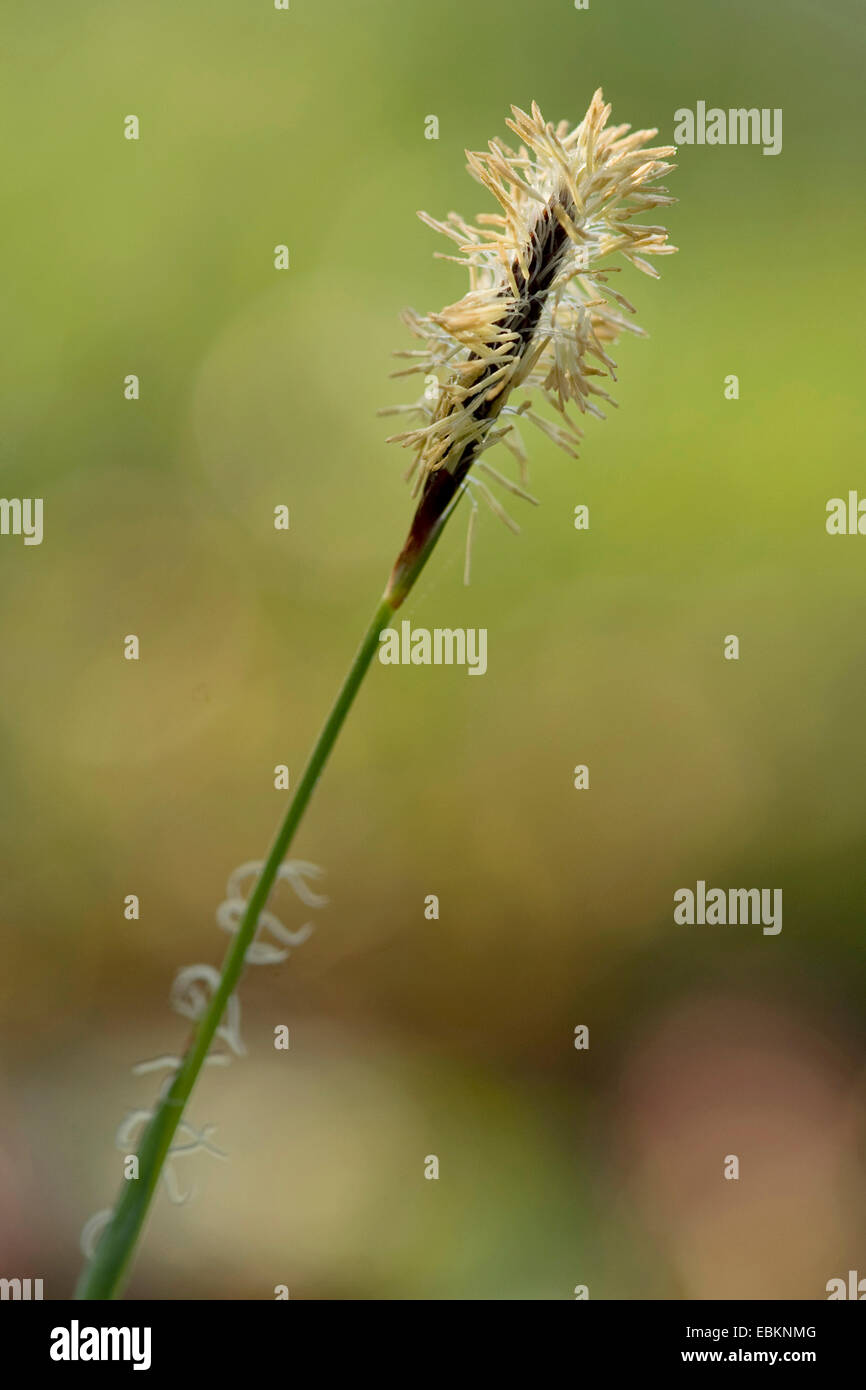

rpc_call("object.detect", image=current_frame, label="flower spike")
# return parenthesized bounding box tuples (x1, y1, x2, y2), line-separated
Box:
(383, 90, 676, 601)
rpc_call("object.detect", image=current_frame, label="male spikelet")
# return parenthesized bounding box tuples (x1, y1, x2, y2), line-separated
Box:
(382, 89, 676, 600)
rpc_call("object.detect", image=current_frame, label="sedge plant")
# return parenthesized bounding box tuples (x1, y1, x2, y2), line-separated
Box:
(76, 89, 676, 1299)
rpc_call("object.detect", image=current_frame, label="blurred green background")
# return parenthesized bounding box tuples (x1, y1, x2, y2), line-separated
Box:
(1, 0, 864, 1299)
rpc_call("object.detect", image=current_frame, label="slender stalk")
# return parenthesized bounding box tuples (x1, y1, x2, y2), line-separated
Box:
(76, 88, 675, 1300)
(75, 488, 464, 1300)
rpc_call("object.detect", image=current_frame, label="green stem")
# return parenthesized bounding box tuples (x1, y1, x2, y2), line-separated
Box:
(76, 489, 463, 1300)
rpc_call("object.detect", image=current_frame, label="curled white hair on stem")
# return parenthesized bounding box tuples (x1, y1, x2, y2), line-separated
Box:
(80, 859, 326, 1254)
